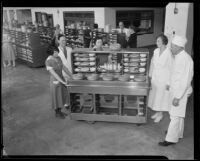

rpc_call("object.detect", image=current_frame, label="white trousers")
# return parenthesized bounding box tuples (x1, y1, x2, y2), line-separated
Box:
(165, 115, 184, 143)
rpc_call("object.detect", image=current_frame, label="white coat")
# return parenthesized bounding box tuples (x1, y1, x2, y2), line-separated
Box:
(169, 50, 193, 118)
(148, 47, 173, 111)
(58, 46, 72, 78)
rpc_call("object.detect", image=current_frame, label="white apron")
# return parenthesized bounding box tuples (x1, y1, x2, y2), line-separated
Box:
(148, 48, 172, 111)
(169, 50, 193, 118)
(58, 46, 72, 79)
(165, 50, 193, 143)
(169, 91, 189, 117)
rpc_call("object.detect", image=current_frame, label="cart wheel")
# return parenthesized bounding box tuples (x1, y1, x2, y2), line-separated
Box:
(136, 124, 142, 126)
(86, 121, 95, 124)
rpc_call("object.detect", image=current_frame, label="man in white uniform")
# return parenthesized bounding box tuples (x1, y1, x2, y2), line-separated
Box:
(57, 34, 73, 77)
(159, 35, 193, 146)
(117, 21, 129, 37)
(117, 22, 129, 48)
(57, 34, 73, 108)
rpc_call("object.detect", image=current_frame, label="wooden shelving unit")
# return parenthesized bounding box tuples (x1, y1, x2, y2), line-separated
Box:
(5, 28, 48, 67)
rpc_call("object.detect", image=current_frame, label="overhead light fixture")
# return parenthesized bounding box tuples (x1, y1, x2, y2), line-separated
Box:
(174, 3, 178, 14)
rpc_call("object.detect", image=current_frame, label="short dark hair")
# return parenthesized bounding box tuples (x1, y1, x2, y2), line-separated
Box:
(156, 34, 168, 45)
(58, 34, 65, 40)
(53, 47, 59, 53)
(93, 23, 98, 29)
(46, 46, 59, 56)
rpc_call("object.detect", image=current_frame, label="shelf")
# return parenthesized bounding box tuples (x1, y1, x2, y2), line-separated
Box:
(6, 29, 48, 67)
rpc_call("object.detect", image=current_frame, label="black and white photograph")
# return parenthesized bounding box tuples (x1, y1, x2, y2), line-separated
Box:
(1, 1, 198, 159)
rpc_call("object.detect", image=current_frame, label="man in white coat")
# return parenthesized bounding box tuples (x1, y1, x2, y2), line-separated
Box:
(57, 34, 73, 108)
(57, 34, 73, 78)
(159, 35, 193, 146)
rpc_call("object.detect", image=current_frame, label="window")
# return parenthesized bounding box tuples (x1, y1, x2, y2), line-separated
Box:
(116, 10, 154, 34)
(63, 11, 94, 29)
(35, 12, 54, 27)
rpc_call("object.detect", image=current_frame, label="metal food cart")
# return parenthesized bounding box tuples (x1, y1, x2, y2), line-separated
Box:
(67, 48, 150, 124)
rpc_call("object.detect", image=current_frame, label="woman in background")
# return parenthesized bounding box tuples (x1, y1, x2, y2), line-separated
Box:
(93, 39, 103, 51)
(2, 29, 16, 67)
(148, 34, 172, 123)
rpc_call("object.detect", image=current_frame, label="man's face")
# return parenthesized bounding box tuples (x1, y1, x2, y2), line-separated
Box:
(170, 43, 181, 56)
(96, 39, 103, 48)
(59, 36, 66, 47)
(119, 22, 124, 29)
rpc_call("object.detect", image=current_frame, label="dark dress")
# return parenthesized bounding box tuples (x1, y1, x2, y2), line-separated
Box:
(45, 56, 67, 109)
(117, 33, 127, 48)
(84, 29, 91, 48)
(127, 33, 137, 48)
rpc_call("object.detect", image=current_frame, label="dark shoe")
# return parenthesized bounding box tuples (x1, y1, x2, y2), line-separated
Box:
(64, 104, 70, 109)
(55, 112, 65, 119)
(55, 108, 65, 119)
(158, 141, 175, 146)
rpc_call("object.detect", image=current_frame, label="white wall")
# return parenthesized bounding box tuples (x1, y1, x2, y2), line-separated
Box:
(164, 3, 193, 54)
(104, 7, 116, 31)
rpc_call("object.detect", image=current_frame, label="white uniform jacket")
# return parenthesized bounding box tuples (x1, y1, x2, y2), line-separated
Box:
(169, 50, 193, 117)
(149, 47, 172, 85)
(147, 47, 173, 111)
(58, 46, 72, 73)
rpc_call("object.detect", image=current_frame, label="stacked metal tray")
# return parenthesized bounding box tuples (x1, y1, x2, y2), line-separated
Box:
(123, 52, 147, 75)
(73, 52, 96, 73)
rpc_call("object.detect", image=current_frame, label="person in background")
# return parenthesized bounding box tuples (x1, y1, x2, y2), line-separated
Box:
(3, 21, 9, 28)
(89, 23, 99, 48)
(117, 21, 129, 48)
(84, 26, 92, 48)
(159, 35, 193, 146)
(93, 23, 98, 30)
(127, 25, 137, 48)
(33, 21, 39, 32)
(47, 27, 60, 56)
(93, 39, 103, 51)
(117, 21, 129, 36)
(53, 30, 60, 47)
(54, 24, 63, 36)
(45, 47, 71, 119)
(2, 29, 16, 67)
(148, 34, 172, 123)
